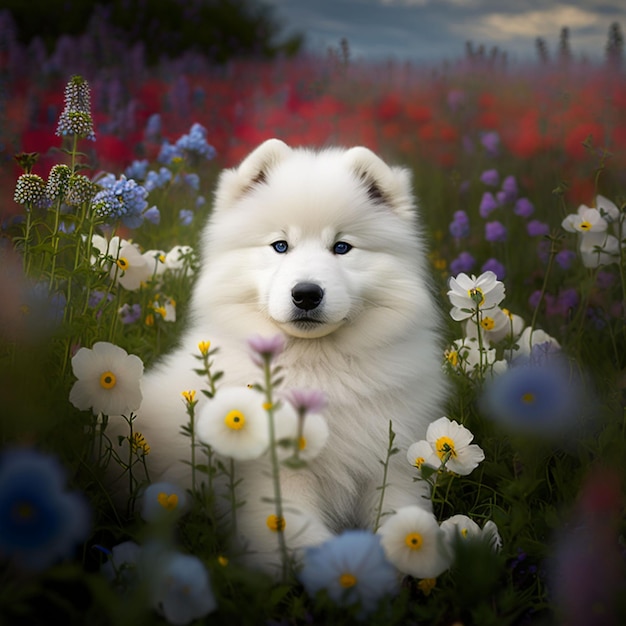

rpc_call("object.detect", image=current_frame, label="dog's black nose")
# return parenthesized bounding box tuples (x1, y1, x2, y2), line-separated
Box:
(292, 282, 324, 311)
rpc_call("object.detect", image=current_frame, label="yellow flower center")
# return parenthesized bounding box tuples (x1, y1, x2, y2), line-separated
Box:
(157, 492, 179, 510)
(413, 456, 426, 468)
(468, 287, 485, 306)
(266, 514, 286, 532)
(522, 392, 535, 404)
(116, 257, 129, 270)
(339, 573, 357, 588)
(578, 220, 592, 231)
(224, 409, 245, 430)
(405, 532, 423, 550)
(298, 436, 307, 450)
(435, 436, 457, 460)
(480, 316, 495, 331)
(461, 527, 469, 538)
(153, 305, 166, 318)
(99, 371, 116, 389)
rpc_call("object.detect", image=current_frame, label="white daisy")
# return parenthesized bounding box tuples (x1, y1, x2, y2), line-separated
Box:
(377, 506, 450, 578)
(69, 341, 143, 416)
(425, 417, 485, 476)
(561, 205, 608, 234)
(447, 271, 506, 322)
(196, 386, 270, 461)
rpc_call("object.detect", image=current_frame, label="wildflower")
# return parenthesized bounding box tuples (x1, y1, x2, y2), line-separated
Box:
(449, 251, 476, 275)
(196, 386, 270, 460)
(198, 340, 211, 356)
(579, 231, 620, 268)
(55, 75, 96, 141)
(562, 206, 608, 234)
(425, 417, 485, 475)
(449, 210, 470, 239)
(164, 245, 195, 274)
(179, 209, 193, 226)
(14, 173, 47, 207)
(527, 219, 550, 237)
(247, 334, 286, 365)
(464, 305, 511, 344)
(479, 191, 498, 218)
(512, 326, 560, 360)
(144, 167, 173, 192)
(65, 173, 96, 206)
(92, 236, 151, 291)
(143, 205, 160, 225)
(124, 159, 149, 181)
(440, 515, 502, 555)
(130, 432, 150, 456)
(595, 194, 620, 222)
(141, 482, 189, 522)
(485, 220, 507, 242)
(119, 303, 142, 325)
(480, 131, 500, 155)
(283, 388, 328, 415)
(151, 297, 176, 322)
(298, 530, 399, 616)
(555, 249, 577, 270)
(144, 113, 162, 141)
(444, 337, 506, 378)
(45, 164, 72, 200)
(175, 123, 216, 161)
(69, 341, 143, 416)
(406, 439, 437, 471)
(447, 271, 506, 321)
(481, 360, 582, 435)
(276, 409, 329, 462)
(480, 169, 499, 186)
(92, 174, 148, 229)
(514, 197, 535, 217)
(0, 448, 91, 571)
(150, 551, 217, 625)
(378, 506, 450, 578)
(100, 540, 141, 591)
(500, 175, 518, 202)
(480, 257, 505, 280)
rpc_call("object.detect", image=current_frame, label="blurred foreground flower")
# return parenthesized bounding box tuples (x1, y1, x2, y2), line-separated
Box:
(0, 448, 90, 571)
(69, 341, 143, 416)
(141, 481, 189, 522)
(247, 333, 286, 365)
(298, 530, 399, 616)
(377, 506, 450, 578)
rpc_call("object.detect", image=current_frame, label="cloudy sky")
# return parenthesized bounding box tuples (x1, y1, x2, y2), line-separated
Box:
(266, 0, 626, 64)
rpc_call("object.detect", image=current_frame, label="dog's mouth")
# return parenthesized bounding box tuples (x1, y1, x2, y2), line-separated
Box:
(290, 315, 326, 328)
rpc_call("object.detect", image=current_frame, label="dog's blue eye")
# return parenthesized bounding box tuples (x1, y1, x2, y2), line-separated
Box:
(333, 241, 352, 255)
(271, 240, 289, 254)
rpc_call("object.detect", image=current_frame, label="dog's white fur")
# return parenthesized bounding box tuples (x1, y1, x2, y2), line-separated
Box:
(133, 139, 448, 572)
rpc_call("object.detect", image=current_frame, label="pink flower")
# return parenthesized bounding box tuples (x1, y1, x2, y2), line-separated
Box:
(247, 334, 285, 365)
(283, 388, 328, 415)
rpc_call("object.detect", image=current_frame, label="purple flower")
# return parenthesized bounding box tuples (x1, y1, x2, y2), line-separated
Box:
(144, 113, 161, 141)
(447, 89, 465, 111)
(247, 334, 285, 365)
(179, 209, 193, 226)
(481, 258, 506, 280)
(514, 197, 535, 218)
(528, 290, 542, 309)
(479, 192, 499, 218)
(555, 249, 576, 270)
(283, 388, 328, 415)
(527, 220, 550, 237)
(450, 251, 476, 275)
(557, 288, 579, 314)
(481, 131, 500, 155)
(449, 210, 470, 239)
(485, 221, 507, 242)
(500, 175, 518, 202)
(119, 303, 141, 325)
(480, 169, 499, 186)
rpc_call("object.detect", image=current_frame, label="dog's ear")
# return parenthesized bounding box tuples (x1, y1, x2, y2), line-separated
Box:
(343, 146, 415, 219)
(215, 139, 292, 208)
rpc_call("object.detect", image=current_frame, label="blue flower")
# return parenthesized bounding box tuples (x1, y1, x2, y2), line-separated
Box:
(481, 360, 584, 435)
(157, 140, 183, 165)
(298, 530, 399, 616)
(92, 175, 148, 228)
(150, 551, 217, 625)
(175, 123, 216, 161)
(144, 167, 172, 192)
(0, 448, 91, 571)
(179, 209, 193, 226)
(124, 159, 149, 181)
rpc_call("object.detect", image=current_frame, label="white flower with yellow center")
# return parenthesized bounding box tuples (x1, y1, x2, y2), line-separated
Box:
(142, 249, 167, 282)
(69, 341, 143, 416)
(447, 271, 505, 322)
(425, 417, 485, 476)
(440, 514, 502, 556)
(196, 387, 270, 461)
(406, 440, 437, 471)
(151, 296, 176, 322)
(377, 506, 450, 579)
(464, 306, 523, 345)
(275, 409, 329, 462)
(561, 205, 608, 234)
(444, 337, 507, 379)
(90, 235, 150, 291)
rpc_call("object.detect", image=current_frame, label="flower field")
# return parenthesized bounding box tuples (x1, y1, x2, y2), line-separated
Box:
(1, 10, 626, 626)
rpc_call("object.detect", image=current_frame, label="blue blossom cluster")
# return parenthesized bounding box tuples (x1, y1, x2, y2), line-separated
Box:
(91, 174, 149, 228)
(157, 123, 216, 164)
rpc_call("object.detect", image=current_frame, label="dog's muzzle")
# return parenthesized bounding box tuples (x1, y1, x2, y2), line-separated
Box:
(292, 282, 324, 311)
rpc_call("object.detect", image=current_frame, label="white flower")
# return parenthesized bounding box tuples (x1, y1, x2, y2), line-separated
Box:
(579, 231, 620, 268)
(151, 296, 177, 322)
(406, 440, 437, 471)
(440, 514, 502, 555)
(595, 194, 620, 222)
(90, 235, 150, 290)
(196, 386, 270, 461)
(464, 306, 525, 346)
(165, 245, 195, 274)
(512, 327, 560, 360)
(447, 271, 506, 321)
(561, 205, 608, 233)
(69, 341, 143, 416)
(142, 249, 167, 281)
(275, 409, 329, 462)
(377, 506, 450, 578)
(444, 337, 507, 378)
(425, 417, 485, 476)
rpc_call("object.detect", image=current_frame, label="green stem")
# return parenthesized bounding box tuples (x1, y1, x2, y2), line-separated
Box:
(529, 233, 559, 349)
(373, 420, 397, 532)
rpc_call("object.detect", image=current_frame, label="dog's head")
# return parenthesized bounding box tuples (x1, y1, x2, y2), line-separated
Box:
(195, 139, 429, 342)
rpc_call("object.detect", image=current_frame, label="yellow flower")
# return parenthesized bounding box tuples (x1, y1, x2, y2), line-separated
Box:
(266, 514, 286, 532)
(130, 432, 150, 456)
(417, 578, 436, 596)
(198, 340, 211, 356)
(181, 390, 196, 404)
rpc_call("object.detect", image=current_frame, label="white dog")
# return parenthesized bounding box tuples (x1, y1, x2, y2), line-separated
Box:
(134, 139, 448, 572)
